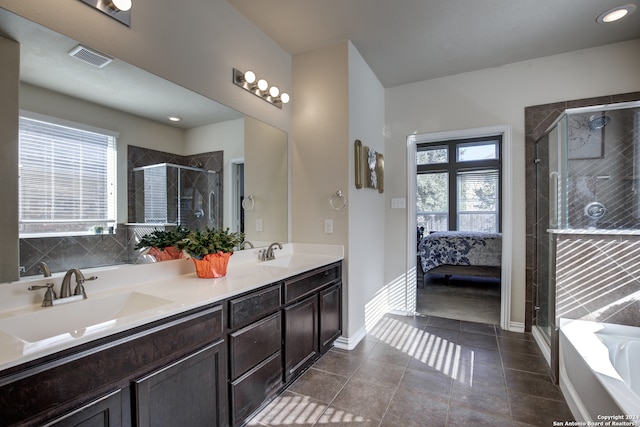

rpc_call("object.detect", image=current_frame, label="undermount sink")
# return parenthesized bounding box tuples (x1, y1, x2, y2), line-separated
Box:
(0, 291, 173, 343)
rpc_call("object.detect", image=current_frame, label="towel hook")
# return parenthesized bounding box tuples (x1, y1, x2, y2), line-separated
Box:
(330, 190, 347, 211)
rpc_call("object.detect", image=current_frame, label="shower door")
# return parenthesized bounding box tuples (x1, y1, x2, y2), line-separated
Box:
(535, 126, 561, 345)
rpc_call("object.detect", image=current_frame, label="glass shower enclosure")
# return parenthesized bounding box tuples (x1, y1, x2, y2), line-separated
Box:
(534, 101, 640, 349)
(132, 163, 221, 231)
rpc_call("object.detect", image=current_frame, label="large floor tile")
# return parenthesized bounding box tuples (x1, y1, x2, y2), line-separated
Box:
(380, 388, 448, 427)
(312, 349, 364, 378)
(509, 391, 574, 426)
(248, 391, 328, 427)
(331, 376, 395, 421)
(288, 368, 348, 404)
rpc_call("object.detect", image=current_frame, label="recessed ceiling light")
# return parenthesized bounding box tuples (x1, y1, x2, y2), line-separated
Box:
(167, 116, 182, 122)
(596, 4, 636, 23)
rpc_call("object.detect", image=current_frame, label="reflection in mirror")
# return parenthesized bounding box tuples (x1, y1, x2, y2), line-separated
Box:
(0, 9, 288, 278)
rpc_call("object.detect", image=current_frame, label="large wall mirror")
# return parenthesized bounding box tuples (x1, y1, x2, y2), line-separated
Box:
(0, 9, 288, 279)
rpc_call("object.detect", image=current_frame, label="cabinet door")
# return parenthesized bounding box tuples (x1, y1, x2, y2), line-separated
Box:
(283, 294, 319, 382)
(134, 340, 227, 427)
(44, 390, 122, 427)
(319, 282, 342, 353)
(230, 352, 283, 427)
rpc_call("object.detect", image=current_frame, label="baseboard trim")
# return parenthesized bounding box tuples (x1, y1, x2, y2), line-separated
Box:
(333, 325, 367, 351)
(509, 321, 525, 333)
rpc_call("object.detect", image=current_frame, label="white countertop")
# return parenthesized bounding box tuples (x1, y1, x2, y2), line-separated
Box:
(0, 243, 344, 372)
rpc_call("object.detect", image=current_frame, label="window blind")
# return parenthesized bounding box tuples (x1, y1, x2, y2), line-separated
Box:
(19, 115, 117, 235)
(457, 169, 499, 232)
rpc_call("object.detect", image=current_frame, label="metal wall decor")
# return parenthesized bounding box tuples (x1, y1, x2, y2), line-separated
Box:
(354, 140, 384, 193)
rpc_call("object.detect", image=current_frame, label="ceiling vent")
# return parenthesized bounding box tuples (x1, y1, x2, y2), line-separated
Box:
(68, 45, 113, 68)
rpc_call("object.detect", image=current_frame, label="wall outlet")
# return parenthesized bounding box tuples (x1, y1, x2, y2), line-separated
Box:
(324, 219, 333, 234)
(391, 197, 406, 209)
(256, 219, 263, 232)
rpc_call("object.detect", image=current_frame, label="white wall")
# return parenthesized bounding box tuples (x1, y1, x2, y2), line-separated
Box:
(291, 41, 386, 341)
(347, 43, 387, 338)
(185, 119, 244, 231)
(384, 39, 640, 326)
(244, 117, 288, 244)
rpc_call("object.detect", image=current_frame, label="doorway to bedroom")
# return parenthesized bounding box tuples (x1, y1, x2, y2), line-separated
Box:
(414, 133, 503, 325)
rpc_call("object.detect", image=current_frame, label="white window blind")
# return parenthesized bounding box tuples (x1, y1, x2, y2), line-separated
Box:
(457, 169, 499, 232)
(19, 114, 117, 235)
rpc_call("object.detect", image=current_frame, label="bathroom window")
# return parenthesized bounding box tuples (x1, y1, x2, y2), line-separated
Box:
(18, 112, 117, 236)
(417, 136, 501, 233)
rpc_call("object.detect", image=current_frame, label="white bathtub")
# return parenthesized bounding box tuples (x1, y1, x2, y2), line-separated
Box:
(560, 319, 640, 425)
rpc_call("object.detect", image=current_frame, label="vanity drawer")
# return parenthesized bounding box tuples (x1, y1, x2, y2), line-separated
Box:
(230, 352, 283, 427)
(229, 312, 281, 380)
(228, 284, 282, 329)
(284, 263, 340, 304)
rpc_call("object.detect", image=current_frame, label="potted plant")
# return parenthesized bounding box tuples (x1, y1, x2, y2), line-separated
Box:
(176, 227, 245, 278)
(134, 225, 190, 262)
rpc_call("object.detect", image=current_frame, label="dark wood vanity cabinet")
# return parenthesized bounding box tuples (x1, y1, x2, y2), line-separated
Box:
(227, 261, 342, 425)
(283, 262, 342, 381)
(134, 340, 227, 427)
(319, 282, 343, 353)
(44, 389, 125, 427)
(227, 289, 283, 427)
(284, 294, 319, 381)
(0, 304, 226, 427)
(0, 261, 342, 427)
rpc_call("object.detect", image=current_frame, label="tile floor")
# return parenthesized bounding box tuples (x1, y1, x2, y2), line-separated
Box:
(248, 313, 574, 427)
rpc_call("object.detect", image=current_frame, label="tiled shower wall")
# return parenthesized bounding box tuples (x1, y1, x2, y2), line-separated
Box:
(525, 91, 640, 331)
(19, 146, 223, 277)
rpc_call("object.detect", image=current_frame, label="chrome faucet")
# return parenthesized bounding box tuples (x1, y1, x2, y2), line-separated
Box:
(241, 240, 255, 249)
(264, 242, 282, 261)
(61, 268, 97, 299)
(36, 261, 52, 277)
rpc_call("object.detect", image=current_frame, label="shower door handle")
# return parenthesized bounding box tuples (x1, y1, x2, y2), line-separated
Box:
(549, 171, 559, 228)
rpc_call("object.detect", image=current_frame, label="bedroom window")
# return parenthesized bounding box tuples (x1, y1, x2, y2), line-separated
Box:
(18, 112, 118, 237)
(417, 136, 501, 233)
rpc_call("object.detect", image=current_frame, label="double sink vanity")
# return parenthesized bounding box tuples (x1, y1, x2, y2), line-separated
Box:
(0, 243, 344, 427)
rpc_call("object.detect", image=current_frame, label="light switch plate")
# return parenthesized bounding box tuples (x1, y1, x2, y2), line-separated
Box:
(391, 198, 406, 209)
(324, 219, 333, 234)
(256, 219, 263, 232)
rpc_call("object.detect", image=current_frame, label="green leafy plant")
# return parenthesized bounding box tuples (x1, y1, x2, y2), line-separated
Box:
(176, 227, 245, 259)
(134, 225, 190, 250)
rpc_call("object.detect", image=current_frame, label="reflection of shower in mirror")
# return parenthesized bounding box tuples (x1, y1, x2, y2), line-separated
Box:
(132, 163, 221, 230)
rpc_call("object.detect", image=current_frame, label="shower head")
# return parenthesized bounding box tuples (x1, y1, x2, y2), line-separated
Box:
(588, 114, 611, 130)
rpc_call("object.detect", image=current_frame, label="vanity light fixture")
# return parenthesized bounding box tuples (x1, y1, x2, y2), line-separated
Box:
(233, 68, 290, 109)
(79, 0, 132, 26)
(596, 4, 636, 23)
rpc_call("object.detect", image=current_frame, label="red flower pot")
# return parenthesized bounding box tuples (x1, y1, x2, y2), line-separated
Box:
(191, 252, 232, 278)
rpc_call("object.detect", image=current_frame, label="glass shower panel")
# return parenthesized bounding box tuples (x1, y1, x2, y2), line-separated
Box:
(133, 163, 221, 230)
(535, 119, 562, 345)
(564, 107, 640, 229)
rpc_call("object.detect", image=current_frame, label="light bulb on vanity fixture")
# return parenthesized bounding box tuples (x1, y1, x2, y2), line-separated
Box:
(80, 0, 132, 26)
(232, 68, 291, 109)
(108, 0, 132, 12)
